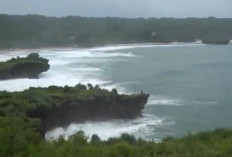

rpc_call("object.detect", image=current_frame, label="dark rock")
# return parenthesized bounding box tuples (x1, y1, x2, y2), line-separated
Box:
(0, 84, 149, 135)
(26, 86, 149, 132)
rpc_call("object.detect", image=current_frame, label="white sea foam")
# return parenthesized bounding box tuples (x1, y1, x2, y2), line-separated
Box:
(148, 99, 184, 106)
(0, 53, 28, 61)
(0, 74, 110, 92)
(147, 95, 184, 106)
(90, 43, 204, 52)
(55, 50, 135, 58)
(48, 59, 70, 66)
(45, 114, 163, 141)
(70, 67, 102, 72)
(192, 101, 218, 105)
(147, 95, 218, 107)
(101, 83, 127, 94)
(194, 40, 203, 44)
(0, 47, 136, 92)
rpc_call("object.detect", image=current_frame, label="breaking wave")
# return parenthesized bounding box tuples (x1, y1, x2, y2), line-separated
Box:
(147, 95, 218, 107)
(0, 43, 210, 141)
(45, 114, 163, 141)
(0, 47, 137, 92)
(147, 95, 184, 106)
(89, 42, 204, 52)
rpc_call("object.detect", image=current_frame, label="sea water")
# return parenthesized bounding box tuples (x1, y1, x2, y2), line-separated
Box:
(0, 43, 231, 141)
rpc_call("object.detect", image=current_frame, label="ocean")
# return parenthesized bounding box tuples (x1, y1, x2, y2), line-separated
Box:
(0, 43, 231, 141)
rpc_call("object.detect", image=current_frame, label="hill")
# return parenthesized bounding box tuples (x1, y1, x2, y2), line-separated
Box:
(0, 15, 232, 48)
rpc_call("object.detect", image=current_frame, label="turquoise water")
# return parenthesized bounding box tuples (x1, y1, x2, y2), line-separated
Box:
(104, 44, 232, 139)
(0, 43, 231, 140)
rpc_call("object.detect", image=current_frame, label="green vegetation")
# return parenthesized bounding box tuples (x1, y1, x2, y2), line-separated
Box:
(0, 53, 50, 79)
(0, 84, 149, 131)
(0, 84, 232, 156)
(0, 84, 144, 117)
(0, 15, 232, 48)
(1, 116, 232, 157)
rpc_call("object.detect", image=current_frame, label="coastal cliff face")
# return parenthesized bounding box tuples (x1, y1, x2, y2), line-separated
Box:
(0, 84, 149, 133)
(31, 93, 149, 131)
(0, 53, 50, 80)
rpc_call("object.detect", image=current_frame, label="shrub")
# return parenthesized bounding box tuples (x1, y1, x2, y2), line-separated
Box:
(111, 89, 118, 95)
(69, 131, 88, 145)
(91, 134, 101, 145)
(120, 133, 137, 144)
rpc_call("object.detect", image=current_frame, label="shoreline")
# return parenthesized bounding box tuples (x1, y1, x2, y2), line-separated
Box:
(0, 41, 206, 54)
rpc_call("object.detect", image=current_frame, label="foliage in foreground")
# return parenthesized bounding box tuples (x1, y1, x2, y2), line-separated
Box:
(1, 117, 232, 157)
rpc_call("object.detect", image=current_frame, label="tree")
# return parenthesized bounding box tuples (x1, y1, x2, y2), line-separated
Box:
(27, 53, 39, 59)
(111, 89, 118, 95)
(90, 134, 101, 144)
(75, 83, 87, 90)
(94, 85, 100, 90)
(69, 131, 88, 145)
(87, 83, 94, 90)
(120, 133, 137, 144)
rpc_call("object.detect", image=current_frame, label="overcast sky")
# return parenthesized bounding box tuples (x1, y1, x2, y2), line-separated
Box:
(0, 0, 231, 18)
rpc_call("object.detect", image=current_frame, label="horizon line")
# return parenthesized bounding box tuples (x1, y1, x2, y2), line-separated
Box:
(1, 13, 232, 20)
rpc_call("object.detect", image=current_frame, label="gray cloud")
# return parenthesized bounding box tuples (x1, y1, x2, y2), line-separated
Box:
(0, 0, 231, 18)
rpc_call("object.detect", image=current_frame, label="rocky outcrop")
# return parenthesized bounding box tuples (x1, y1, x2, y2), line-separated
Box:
(0, 53, 50, 80)
(0, 83, 149, 135)
(25, 85, 149, 132)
